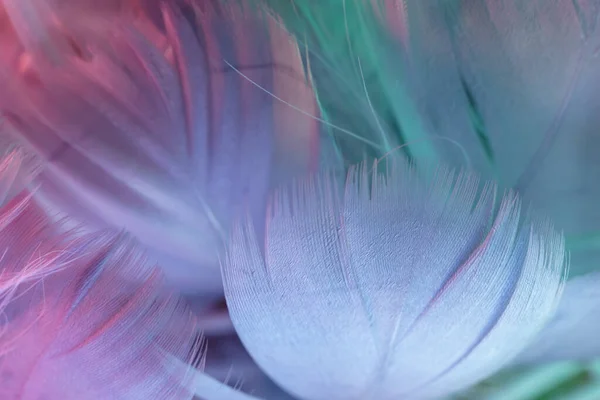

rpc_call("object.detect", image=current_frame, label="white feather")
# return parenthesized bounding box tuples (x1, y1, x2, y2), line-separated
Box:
(222, 158, 567, 399)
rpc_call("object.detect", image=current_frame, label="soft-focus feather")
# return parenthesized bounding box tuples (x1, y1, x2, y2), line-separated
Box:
(370, 0, 600, 278)
(0, 148, 34, 206)
(0, 153, 64, 297)
(1, 0, 77, 63)
(0, 154, 205, 399)
(265, 0, 600, 278)
(0, 0, 132, 64)
(261, 0, 600, 390)
(0, 236, 201, 399)
(257, 0, 430, 167)
(2, 1, 595, 398)
(223, 158, 567, 399)
(515, 270, 600, 364)
(0, 0, 319, 298)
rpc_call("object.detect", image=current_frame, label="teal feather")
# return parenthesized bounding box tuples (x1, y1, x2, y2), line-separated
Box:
(252, 1, 600, 396)
(257, 0, 439, 168)
(266, 0, 600, 279)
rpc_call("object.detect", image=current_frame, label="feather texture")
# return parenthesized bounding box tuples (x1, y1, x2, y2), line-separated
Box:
(0, 0, 319, 298)
(222, 158, 567, 399)
(2, 1, 597, 398)
(0, 235, 201, 399)
(258, 0, 430, 167)
(373, 0, 600, 278)
(515, 270, 600, 364)
(0, 0, 78, 63)
(0, 0, 131, 64)
(264, 0, 600, 278)
(0, 152, 204, 399)
(0, 148, 37, 207)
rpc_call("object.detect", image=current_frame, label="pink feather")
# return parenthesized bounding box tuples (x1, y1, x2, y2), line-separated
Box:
(0, 155, 203, 399)
(0, 0, 320, 299)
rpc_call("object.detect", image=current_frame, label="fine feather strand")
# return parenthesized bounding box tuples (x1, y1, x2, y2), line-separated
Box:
(257, 0, 438, 167)
(0, 193, 203, 399)
(0, 151, 202, 399)
(263, 0, 600, 281)
(0, 227, 202, 398)
(0, 0, 320, 299)
(222, 158, 567, 400)
(0, 147, 281, 400)
(376, 0, 600, 277)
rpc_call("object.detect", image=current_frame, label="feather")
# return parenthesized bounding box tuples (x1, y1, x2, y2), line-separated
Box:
(222, 158, 567, 399)
(0, 0, 131, 64)
(258, 0, 429, 167)
(264, 0, 600, 278)
(0, 0, 77, 64)
(365, 0, 600, 279)
(0, 152, 206, 399)
(267, 13, 321, 183)
(515, 270, 600, 363)
(0, 156, 279, 400)
(0, 0, 319, 298)
(3, 1, 594, 398)
(0, 148, 34, 206)
(0, 235, 202, 400)
(202, 333, 297, 399)
(371, 3, 600, 374)
(256, 0, 600, 390)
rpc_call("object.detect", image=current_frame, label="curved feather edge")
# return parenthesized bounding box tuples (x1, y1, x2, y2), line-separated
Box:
(514, 269, 600, 364)
(374, 0, 600, 277)
(259, 0, 600, 278)
(222, 157, 567, 400)
(202, 333, 298, 399)
(167, 353, 265, 400)
(0, 199, 205, 398)
(0, 151, 267, 399)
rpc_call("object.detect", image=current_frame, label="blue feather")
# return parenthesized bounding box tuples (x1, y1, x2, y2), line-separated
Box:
(222, 158, 567, 399)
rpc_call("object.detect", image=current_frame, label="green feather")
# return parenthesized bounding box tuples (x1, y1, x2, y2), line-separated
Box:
(257, 0, 439, 167)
